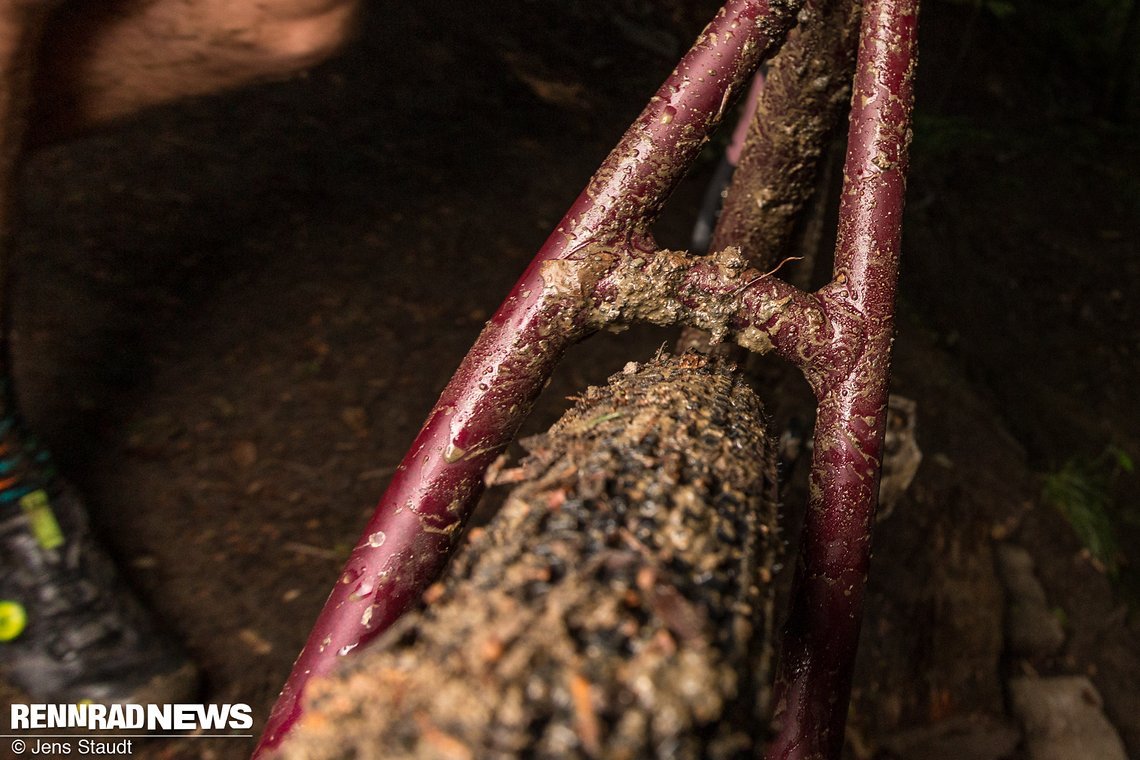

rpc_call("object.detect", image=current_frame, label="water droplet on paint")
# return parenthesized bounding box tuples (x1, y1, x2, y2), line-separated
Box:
(444, 443, 466, 463)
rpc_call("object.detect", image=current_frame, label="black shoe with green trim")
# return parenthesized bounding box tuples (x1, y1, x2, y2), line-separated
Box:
(0, 481, 199, 704)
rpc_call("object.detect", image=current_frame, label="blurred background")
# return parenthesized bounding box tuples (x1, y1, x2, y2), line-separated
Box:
(6, 1, 1138, 757)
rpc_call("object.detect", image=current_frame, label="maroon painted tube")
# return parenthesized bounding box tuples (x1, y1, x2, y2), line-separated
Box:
(680, 0, 859, 354)
(766, 0, 919, 758)
(726, 71, 766, 166)
(585, 245, 861, 384)
(256, 1, 803, 753)
(713, 0, 862, 271)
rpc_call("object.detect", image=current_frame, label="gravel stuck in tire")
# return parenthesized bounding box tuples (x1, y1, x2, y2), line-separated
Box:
(278, 353, 780, 759)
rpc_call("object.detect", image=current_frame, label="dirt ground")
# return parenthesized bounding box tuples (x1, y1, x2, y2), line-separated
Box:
(5, 2, 1138, 759)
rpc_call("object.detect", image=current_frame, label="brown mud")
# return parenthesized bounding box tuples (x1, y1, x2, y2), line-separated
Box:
(279, 354, 779, 760)
(3, 2, 1137, 759)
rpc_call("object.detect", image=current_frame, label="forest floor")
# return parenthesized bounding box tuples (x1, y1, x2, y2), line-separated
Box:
(4, 2, 1137, 758)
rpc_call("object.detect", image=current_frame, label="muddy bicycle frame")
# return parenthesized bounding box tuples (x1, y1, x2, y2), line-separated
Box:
(255, 0, 919, 757)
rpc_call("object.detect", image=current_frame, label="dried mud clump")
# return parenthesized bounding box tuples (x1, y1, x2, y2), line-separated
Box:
(278, 353, 780, 760)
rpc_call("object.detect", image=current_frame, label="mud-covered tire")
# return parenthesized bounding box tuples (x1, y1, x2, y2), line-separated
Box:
(279, 353, 780, 760)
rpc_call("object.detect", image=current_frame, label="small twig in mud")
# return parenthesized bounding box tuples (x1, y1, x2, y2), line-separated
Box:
(483, 453, 521, 487)
(732, 256, 805, 294)
(413, 715, 472, 760)
(569, 671, 602, 757)
(764, 255, 805, 277)
(485, 467, 526, 487)
(584, 411, 625, 428)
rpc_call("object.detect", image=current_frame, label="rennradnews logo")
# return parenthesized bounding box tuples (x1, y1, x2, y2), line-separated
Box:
(10, 703, 253, 731)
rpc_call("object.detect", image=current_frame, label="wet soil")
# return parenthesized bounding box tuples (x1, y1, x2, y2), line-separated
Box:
(4, 2, 1138, 758)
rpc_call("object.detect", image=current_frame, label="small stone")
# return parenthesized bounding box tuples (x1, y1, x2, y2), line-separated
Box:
(995, 544, 1065, 656)
(995, 547, 1049, 601)
(239, 628, 274, 655)
(1009, 676, 1128, 760)
(232, 440, 258, 468)
(877, 395, 922, 519)
(341, 406, 370, 436)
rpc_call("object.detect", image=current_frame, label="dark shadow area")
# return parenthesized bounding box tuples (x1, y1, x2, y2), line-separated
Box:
(4, 1, 1137, 758)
